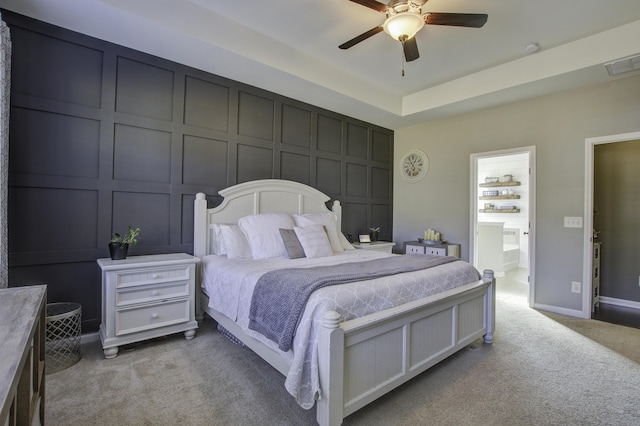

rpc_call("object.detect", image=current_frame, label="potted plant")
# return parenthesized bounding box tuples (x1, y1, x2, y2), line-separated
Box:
(369, 226, 380, 242)
(109, 226, 141, 260)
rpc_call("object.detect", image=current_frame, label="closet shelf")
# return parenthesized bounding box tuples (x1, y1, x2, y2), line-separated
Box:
(479, 209, 521, 213)
(479, 195, 521, 200)
(479, 181, 521, 187)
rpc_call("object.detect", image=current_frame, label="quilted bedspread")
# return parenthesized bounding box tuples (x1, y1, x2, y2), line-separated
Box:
(201, 250, 481, 408)
(249, 254, 459, 352)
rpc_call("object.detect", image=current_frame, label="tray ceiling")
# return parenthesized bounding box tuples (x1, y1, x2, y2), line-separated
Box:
(3, 0, 640, 129)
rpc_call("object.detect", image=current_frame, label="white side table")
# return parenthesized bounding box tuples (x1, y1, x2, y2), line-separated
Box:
(351, 241, 395, 253)
(97, 253, 198, 359)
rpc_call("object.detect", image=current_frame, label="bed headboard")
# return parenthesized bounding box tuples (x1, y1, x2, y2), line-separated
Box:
(194, 179, 342, 258)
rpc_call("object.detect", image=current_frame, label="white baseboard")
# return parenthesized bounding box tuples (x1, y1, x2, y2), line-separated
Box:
(534, 303, 587, 318)
(599, 296, 640, 310)
(81, 331, 100, 344)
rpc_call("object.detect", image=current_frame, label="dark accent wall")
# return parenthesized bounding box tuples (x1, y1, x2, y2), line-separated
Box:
(594, 140, 640, 303)
(4, 12, 394, 332)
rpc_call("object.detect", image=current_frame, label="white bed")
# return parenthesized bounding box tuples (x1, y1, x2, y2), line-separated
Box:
(194, 179, 495, 426)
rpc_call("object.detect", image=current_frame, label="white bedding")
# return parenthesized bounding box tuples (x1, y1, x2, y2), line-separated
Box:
(201, 250, 481, 408)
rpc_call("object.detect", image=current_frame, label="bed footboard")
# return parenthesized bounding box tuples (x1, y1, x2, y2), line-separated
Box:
(317, 269, 495, 426)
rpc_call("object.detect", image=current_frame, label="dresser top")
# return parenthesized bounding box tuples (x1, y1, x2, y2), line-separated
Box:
(0, 285, 46, 413)
(97, 253, 197, 270)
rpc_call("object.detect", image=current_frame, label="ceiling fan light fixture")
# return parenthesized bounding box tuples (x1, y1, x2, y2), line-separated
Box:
(383, 12, 425, 41)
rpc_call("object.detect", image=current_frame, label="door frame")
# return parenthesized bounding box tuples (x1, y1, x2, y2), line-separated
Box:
(583, 130, 640, 318)
(470, 146, 536, 307)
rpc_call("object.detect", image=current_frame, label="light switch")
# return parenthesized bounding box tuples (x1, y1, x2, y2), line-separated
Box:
(564, 216, 583, 228)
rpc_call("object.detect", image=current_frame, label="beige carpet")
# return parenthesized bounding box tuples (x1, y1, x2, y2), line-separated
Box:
(45, 273, 640, 425)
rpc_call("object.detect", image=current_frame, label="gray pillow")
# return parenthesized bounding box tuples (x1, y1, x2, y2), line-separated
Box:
(279, 228, 306, 259)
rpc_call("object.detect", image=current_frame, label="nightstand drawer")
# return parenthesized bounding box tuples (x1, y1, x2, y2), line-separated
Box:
(405, 244, 425, 254)
(114, 265, 192, 289)
(116, 281, 190, 307)
(403, 242, 460, 258)
(425, 247, 447, 256)
(115, 299, 190, 336)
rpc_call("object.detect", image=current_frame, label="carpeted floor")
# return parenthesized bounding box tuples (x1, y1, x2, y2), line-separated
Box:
(45, 269, 640, 425)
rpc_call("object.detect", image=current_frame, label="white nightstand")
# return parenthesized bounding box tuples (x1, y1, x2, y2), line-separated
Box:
(97, 253, 199, 359)
(351, 241, 395, 253)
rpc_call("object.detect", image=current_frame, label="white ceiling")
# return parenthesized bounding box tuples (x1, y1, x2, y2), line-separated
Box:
(3, 0, 640, 129)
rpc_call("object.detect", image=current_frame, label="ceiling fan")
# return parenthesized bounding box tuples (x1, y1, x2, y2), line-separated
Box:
(339, 0, 488, 63)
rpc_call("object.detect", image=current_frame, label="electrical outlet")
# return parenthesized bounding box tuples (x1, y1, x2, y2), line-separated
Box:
(571, 281, 581, 293)
(564, 217, 583, 228)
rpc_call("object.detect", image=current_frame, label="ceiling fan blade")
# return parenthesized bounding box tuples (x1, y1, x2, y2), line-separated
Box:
(425, 13, 488, 28)
(347, 0, 388, 13)
(402, 37, 419, 62)
(339, 26, 384, 49)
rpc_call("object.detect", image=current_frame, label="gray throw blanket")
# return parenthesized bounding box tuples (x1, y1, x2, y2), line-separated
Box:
(249, 254, 459, 351)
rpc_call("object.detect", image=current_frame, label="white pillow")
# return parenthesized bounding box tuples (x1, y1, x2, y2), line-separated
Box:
(219, 225, 252, 259)
(293, 213, 344, 253)
(294, 225, 333, 259)
(338, 232, 355, 250)
(238, 213, 295, 259)
(211, 223, 229, 255)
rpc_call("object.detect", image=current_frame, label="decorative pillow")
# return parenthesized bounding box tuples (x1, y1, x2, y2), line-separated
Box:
(279, 228, 306, 259)
(294, 224, 333, 259)
(219, 224, 252, 259)
(238, 213, 295, 259)
(293, 213, 344, 253)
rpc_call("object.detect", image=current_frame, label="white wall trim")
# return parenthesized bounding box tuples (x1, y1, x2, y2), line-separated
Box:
(533, 303, 584, 318)
(81, 331, 100, 345)
(583, 130, 640, 319)
(600, 296, 640, 310)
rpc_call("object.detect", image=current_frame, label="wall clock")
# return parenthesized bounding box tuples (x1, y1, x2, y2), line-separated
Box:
(399, 149, 429, 182)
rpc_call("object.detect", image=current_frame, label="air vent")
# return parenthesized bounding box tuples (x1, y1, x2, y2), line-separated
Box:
(604, 54, 640, 76)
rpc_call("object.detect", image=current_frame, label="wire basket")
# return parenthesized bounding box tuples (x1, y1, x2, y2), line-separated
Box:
(46, 302, 82, 374)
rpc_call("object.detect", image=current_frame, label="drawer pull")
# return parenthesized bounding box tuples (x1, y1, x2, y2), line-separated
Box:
(151, 313, 159, 320)
(151, 290, 159, 296)
(152, 274, 161, 279)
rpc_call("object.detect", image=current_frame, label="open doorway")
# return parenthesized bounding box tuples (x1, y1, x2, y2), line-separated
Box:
(470, 147, 536, 307)
(584, 131, 640, 321)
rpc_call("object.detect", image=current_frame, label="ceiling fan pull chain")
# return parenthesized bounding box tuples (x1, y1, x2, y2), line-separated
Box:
(401, 39, 406, 77)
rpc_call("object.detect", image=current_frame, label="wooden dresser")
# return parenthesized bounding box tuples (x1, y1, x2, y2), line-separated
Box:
(0, 285, 47, 426)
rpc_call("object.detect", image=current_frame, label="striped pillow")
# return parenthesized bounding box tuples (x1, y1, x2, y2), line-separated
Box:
(294, 225, 333, 259)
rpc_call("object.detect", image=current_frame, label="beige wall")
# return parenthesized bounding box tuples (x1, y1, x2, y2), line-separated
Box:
(393, 73, 640, 313)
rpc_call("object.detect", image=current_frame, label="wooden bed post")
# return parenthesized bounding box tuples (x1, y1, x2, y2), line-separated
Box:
(317, 311, 344, 426)
(194, 193, 207, 322)
(194, 193, 207, 259)
(482, 269, 496, 344)
(331, 201, 342, 232)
